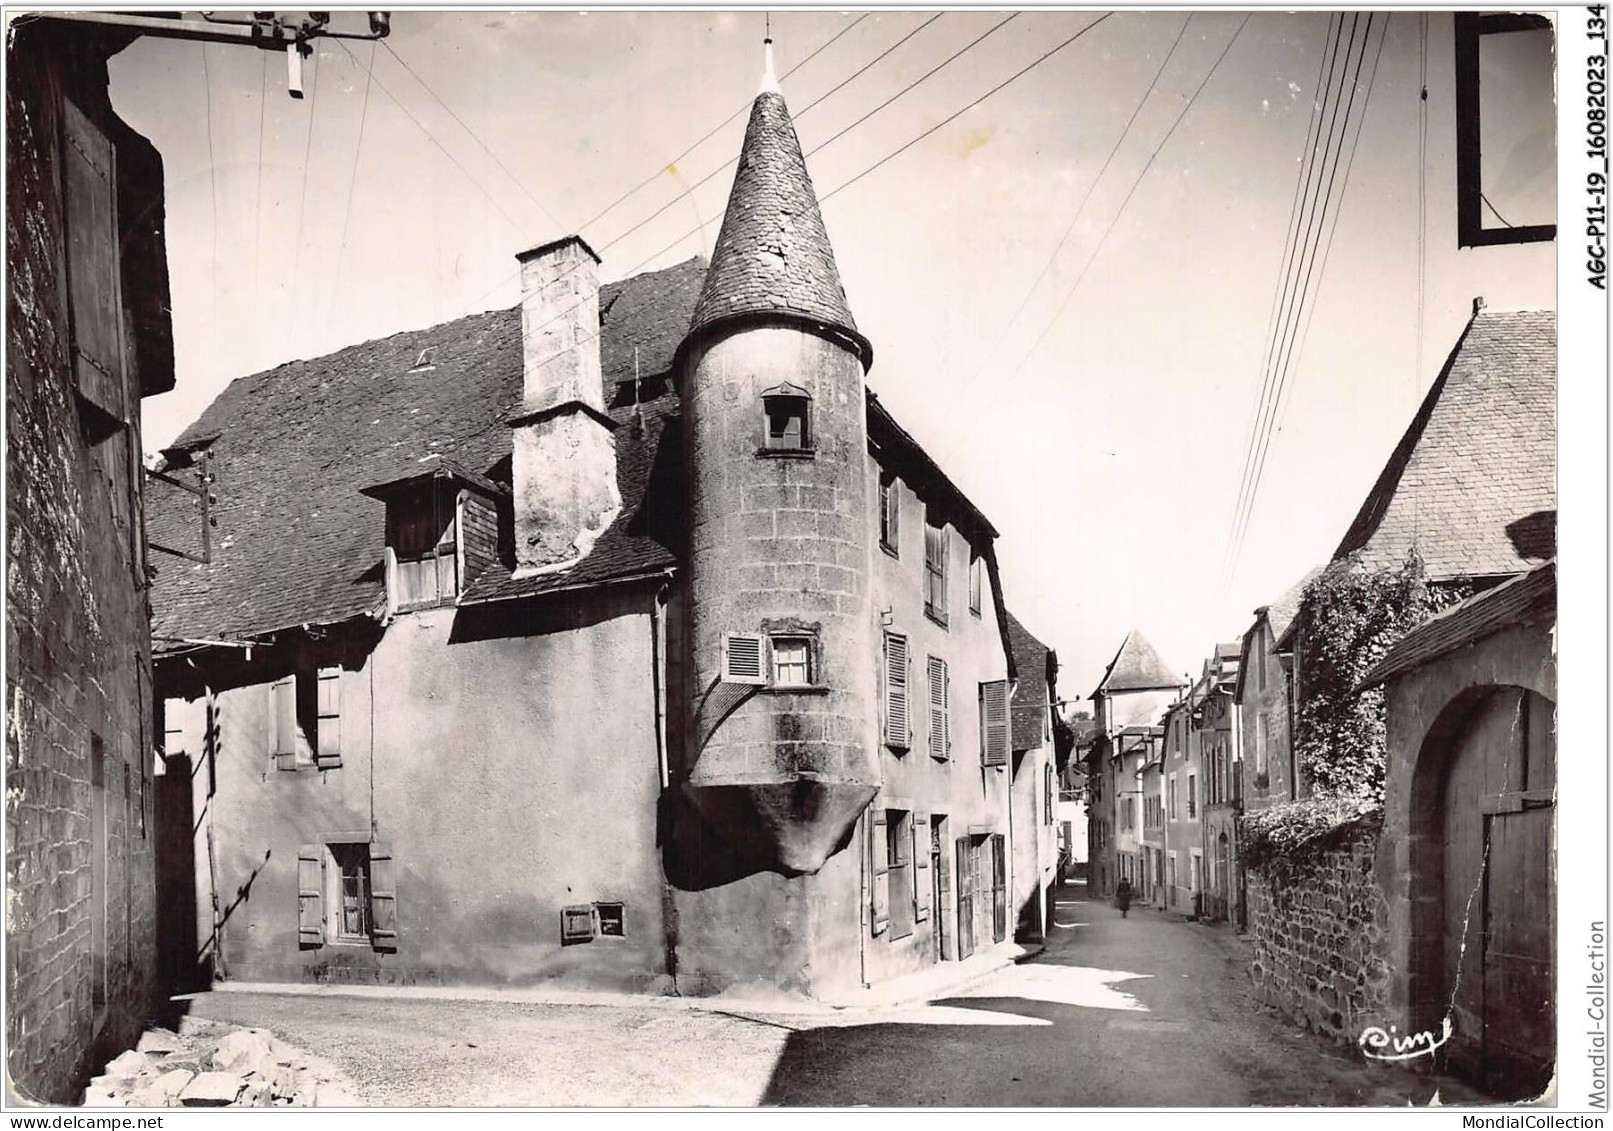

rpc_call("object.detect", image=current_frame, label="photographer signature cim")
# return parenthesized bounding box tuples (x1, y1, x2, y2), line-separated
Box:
(1358, 1018, 1455, 1062)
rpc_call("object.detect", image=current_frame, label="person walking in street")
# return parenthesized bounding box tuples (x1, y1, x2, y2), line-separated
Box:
(1116, 877, 1132, 918)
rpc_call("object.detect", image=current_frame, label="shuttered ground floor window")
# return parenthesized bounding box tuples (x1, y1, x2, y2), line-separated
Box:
(299, 841, 398, 951)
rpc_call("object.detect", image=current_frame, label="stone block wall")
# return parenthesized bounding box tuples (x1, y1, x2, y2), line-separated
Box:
(1245, 817, 1391, 1043)
(6, 40, 160, 1103)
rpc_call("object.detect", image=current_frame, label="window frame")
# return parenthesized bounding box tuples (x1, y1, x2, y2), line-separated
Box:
(885, 808, 915, 941)
(884, 631, 912, 751)
(386, 482, 463, 611)
(923, 517, 948, 627)
(879, 475, 900, 557)
(757, 383, 815, 458)
(968, 551, 984, 617)
(927, 655, 951, 762)
(326, 842, 373, 944)
(769, 635, 813, 688)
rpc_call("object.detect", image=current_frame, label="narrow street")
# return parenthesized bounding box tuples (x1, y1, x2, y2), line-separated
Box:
(175, 882, 1489, 1107)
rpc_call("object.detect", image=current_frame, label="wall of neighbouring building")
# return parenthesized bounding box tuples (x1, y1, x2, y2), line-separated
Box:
(1240, 617, 1301, 810)
(1245, 816, 1391, 1043)
(1010, 743, 1056, 942)
(6, 33, 161, 1104)
(1374, 618, 1555, 1039)
(863, 458, 1013, 984)
(160, 586, 672, 993)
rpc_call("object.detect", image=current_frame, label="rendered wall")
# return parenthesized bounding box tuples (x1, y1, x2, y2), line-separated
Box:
(162, 588, 671, 992)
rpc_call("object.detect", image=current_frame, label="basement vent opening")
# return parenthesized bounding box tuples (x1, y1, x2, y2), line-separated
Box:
(409, 347, 437, 373)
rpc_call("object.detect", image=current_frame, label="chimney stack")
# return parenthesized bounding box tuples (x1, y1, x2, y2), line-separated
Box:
(508, 235, 620, 575)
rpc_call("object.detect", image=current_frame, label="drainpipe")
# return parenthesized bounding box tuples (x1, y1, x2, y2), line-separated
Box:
(650, 582, 680, 993)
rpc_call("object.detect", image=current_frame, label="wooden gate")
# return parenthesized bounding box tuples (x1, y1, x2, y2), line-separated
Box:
(1441, 686, 1555, 1100)
(955, 838, 974, 960)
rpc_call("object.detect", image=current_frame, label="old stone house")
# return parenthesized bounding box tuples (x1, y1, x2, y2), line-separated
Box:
(1362, 560, 1555, 1102)
(147, 57, 1030, 1001)
(1082, 629, 1180, 899)
(5, 20, 174, 1102)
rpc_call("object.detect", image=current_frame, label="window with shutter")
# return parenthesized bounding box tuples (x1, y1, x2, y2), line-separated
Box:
(879, 476, 900, 555)
(316, 668, 343, 770)
(969, 552, 983, 616)
(870, 808, 890, 935)
(297, 845, 324, 948)
(722, 633, 766, 685)
(273, 675, 299, 771)
(927, 656, 949, 761)
(61, 100, 127, 436)
(884, 632, 910, 749)
(924, 520, 947, 626)
(369, 842, 398, 951)
(914, 812, 931, 923)
(980, 679, 1009, 766)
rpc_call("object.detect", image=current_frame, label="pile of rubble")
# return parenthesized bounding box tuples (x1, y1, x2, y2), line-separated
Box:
(83, 1018, 361, 1107)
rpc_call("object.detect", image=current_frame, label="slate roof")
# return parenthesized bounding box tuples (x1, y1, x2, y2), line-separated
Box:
(1358, 560, 1555, 689)
(148, 257, 707, 643)
(682, 89, 871, 370)
(1266, 565, 1324, 646)
(1006, 611, 1052, 752)
(1092, 630, 1183, 698)
(1331, 309, 1556, 582)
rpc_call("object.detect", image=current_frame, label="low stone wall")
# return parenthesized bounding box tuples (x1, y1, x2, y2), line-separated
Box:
(1245, 817, 1391, 1042)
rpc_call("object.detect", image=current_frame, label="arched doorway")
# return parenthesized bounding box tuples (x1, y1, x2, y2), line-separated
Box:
(1215, 832, 1230, 921)
(1423, 685, 1555, 1100)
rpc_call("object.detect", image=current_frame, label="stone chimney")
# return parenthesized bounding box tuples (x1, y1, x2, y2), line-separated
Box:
(508, 235, 619, 575)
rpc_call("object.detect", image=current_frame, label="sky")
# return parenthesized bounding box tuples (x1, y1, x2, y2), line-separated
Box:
(105, 8, 1558, 705)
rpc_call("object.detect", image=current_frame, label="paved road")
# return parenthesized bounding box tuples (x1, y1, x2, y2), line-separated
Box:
(180, 883, 1489, 1107)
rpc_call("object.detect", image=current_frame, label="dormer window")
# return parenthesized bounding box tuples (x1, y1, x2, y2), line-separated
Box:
(409, 346, 438, 373)
(758, 382, 813, 457)
(363, 459, 509, 614)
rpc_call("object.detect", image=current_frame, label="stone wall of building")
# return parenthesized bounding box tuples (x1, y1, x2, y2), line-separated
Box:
(6, 35, 160, 1103)
(1245, 817, 1391, 1043)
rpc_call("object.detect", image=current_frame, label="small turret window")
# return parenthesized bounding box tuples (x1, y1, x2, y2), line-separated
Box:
(758, 382, 814, 457)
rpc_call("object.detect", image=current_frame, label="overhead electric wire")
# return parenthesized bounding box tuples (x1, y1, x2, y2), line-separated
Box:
(1416, 11, 1429, 394)
(329, 40, 378, 329)
(381, 39, 565, 232)
(964, 12, 1192, 387)
(794, 13, 942, 119)
(332, 40, 521, 230)
(499, 11, 1119, 385)
(201, 45, 221, 328)
(932, 10, 1250, 469)
(1223, 13, 1383, 584)
(577, 13, 873, 234)
(1217, 12, 1346, 587)
(604, 12, 1017, 257)
(291, 46, 324, 303)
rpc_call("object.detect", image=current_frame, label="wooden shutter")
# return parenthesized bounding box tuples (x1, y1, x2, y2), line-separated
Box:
(884, 632, 910, 747)
(982, 679, 1009, 766)
(316, 668, 343, 769)
(722, 633, 766, 685)
(297, 845, 324, 947)
(914, 812, 931, 922)
(272, 676, 297, 769)
(61, 100, 127, 430)
(870, 809, 890, 936)
(369, 842, 398, 951)
(928, 656, 948, 761)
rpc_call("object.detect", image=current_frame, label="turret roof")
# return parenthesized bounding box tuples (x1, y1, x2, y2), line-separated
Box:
(684, 87, 870, 368)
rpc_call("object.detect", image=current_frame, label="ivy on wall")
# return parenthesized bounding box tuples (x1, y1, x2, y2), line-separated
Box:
(1292, 550, 1449, 802)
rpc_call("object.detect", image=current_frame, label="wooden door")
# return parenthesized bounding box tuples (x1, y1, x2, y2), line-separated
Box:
(1442, 687, 1555, 1100)
(955, 838, 974, 960)
(932, 817, 947, 961)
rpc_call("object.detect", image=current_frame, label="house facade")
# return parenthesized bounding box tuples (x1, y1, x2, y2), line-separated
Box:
(5, 21, 175, 1102)
(1005, 614, 1061, 944)
(1194, 645, 1241, 924)
(1084, 630, 1180, 898)
(1234, 570, 1316, 813)
(1160, 700, 1201, 913)
(148, 59, 1022, 1001)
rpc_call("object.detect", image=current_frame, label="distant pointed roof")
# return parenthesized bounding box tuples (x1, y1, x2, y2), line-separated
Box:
(1092, 630, 1183, 698)
(681, 83, 871, 369)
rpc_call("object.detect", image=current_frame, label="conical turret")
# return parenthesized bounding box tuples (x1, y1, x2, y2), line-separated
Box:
(682, 61, 871, 371)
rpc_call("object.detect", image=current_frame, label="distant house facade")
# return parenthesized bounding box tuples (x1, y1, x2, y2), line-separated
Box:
(5, 21, 175, 1102)
(1234, 570, 1317, 813)
(148, 63, 1025, 1001)
(1005, 614, 1062, 944)
(1160, 700, 1201, 913)
(1194, 646, 1241, 924)
(1084, 630, 1181, 899)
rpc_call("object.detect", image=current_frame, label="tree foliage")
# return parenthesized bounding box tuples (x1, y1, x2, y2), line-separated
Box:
(1239, 795, 1380, 880)
(1292, 550, 1448, 802)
